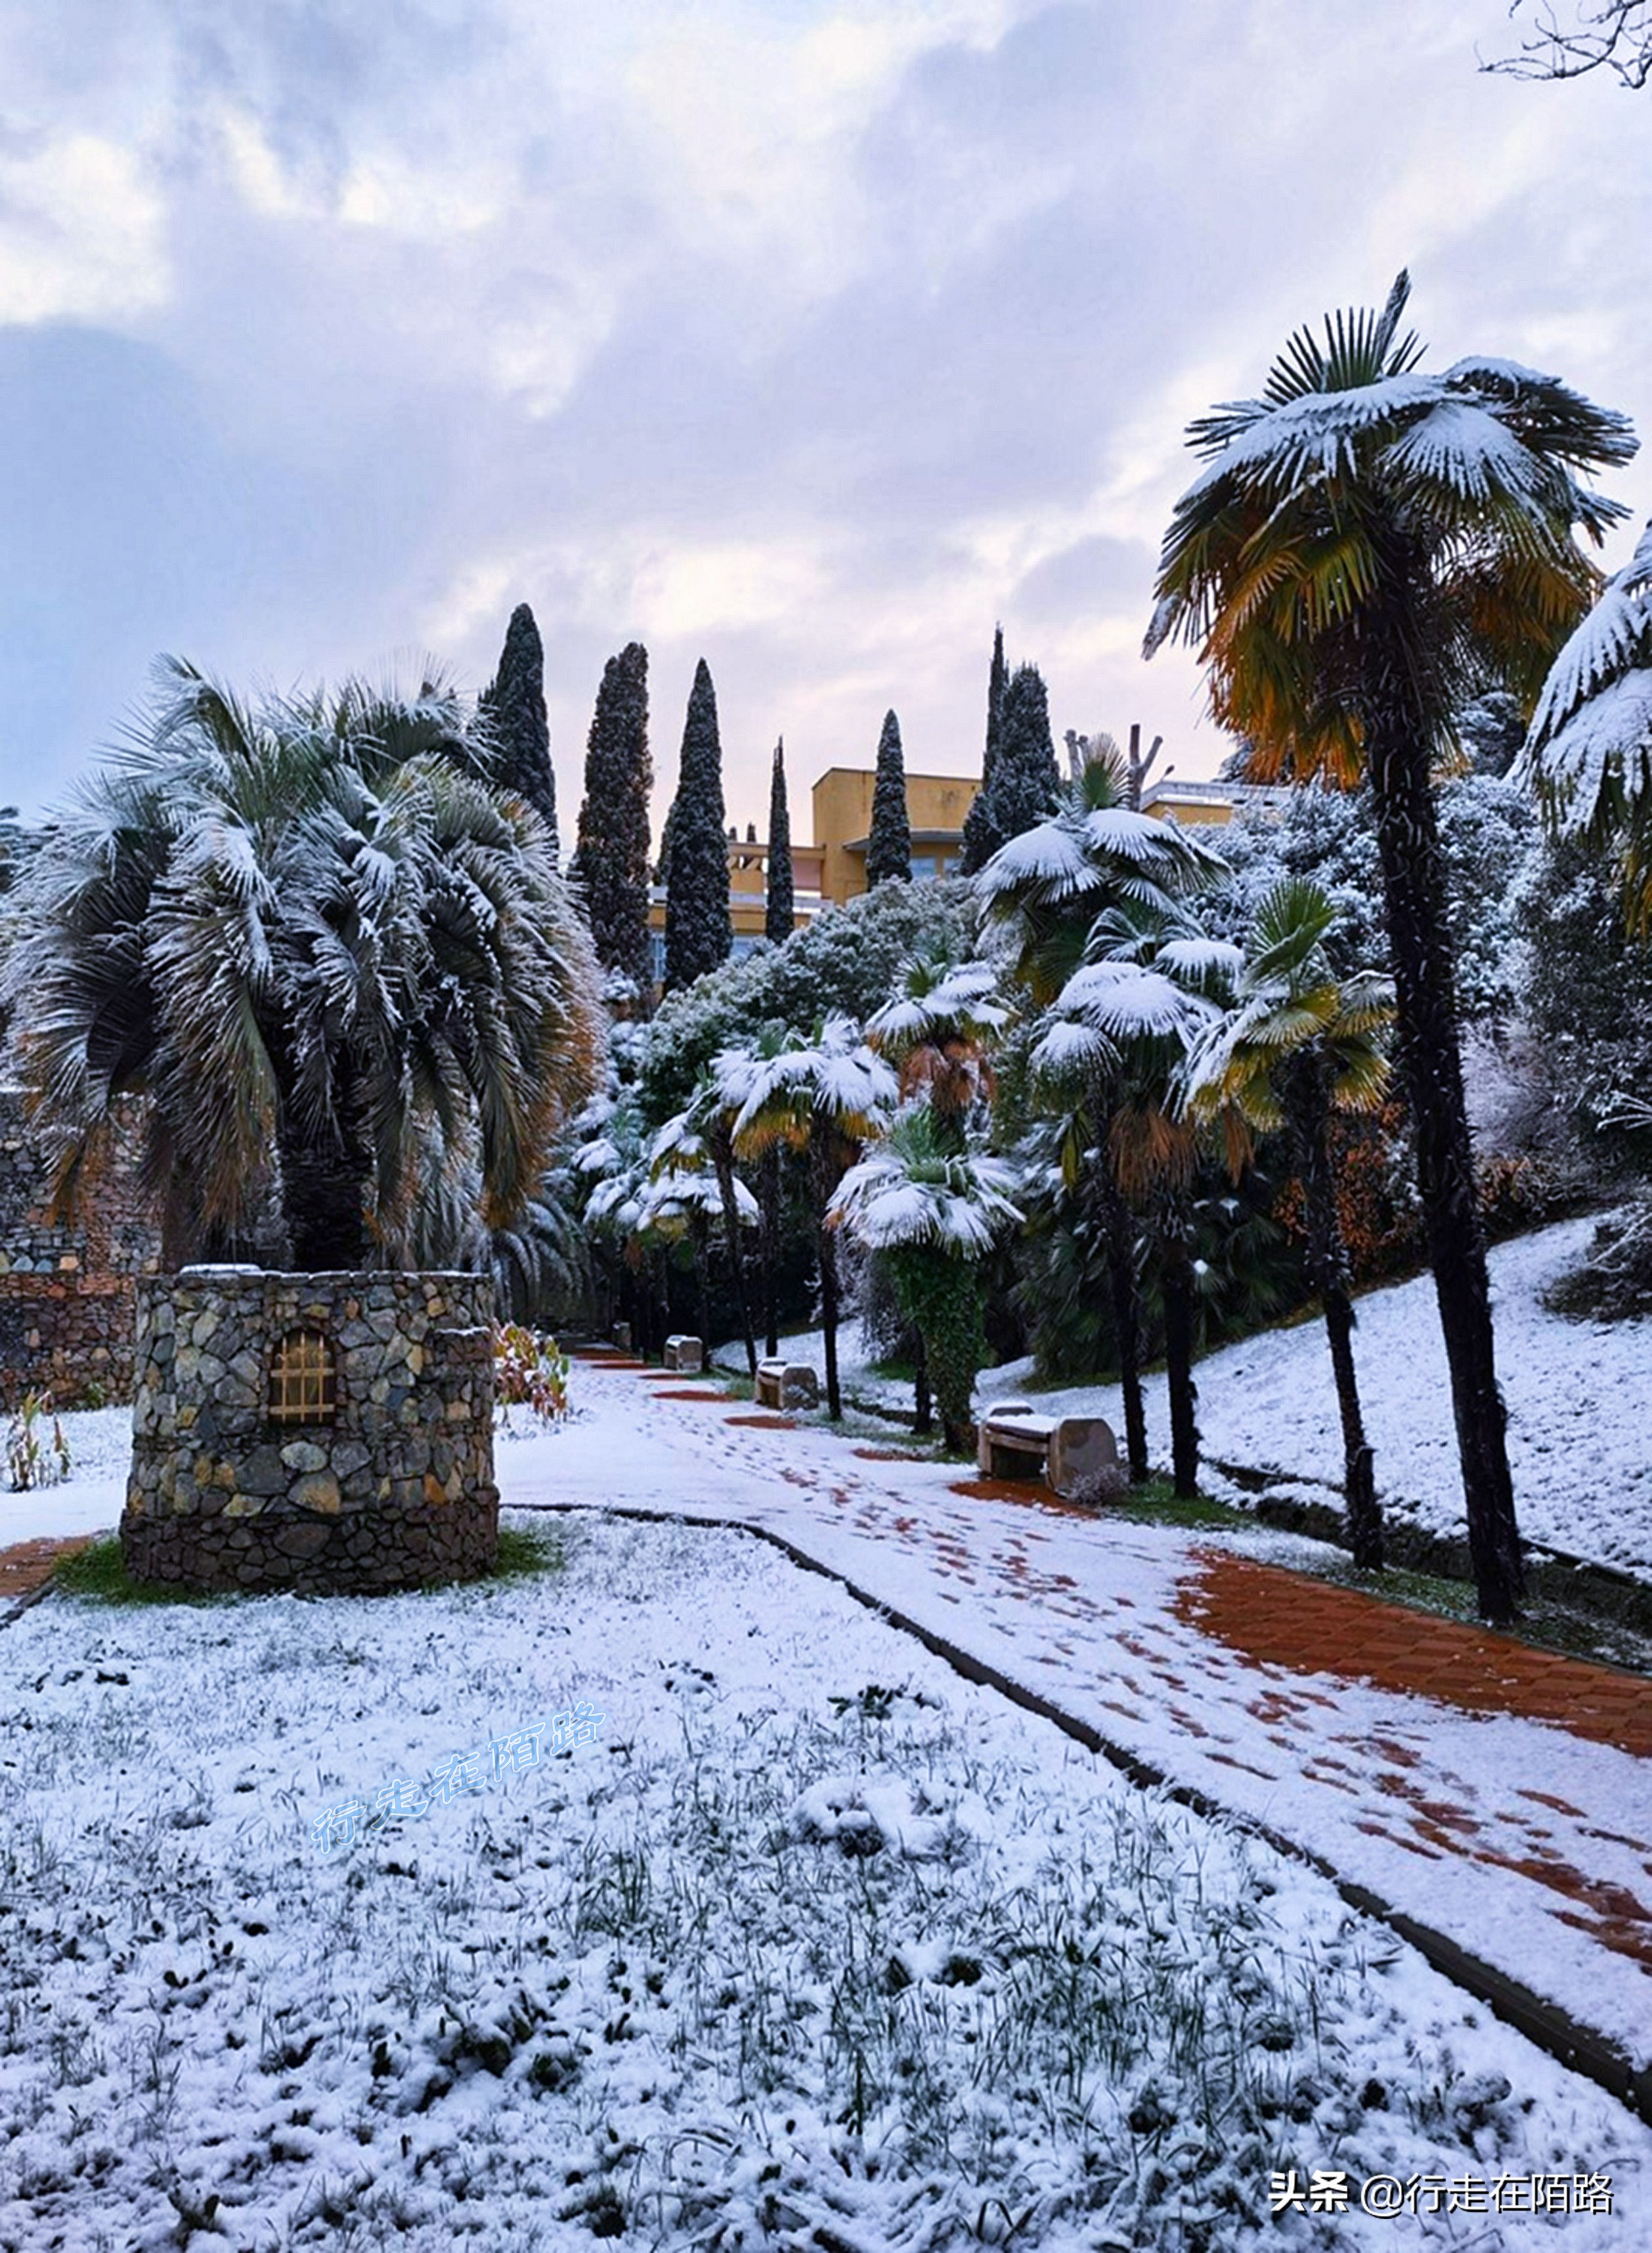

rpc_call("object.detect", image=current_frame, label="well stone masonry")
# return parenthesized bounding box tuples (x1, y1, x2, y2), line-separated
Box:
(122, 1269, 499, 1594)
(0, 1090, 162, 1405)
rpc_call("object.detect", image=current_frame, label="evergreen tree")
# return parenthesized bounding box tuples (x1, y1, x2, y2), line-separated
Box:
(479, 603, 557, 850)
(765, 737, 794, 946)
(571, 643, 652, 995)
(664, 658, 733, 991)
(965, 662, 1060, 868)
(866, 708, 911, 885)
(959, 623, 1007, 875)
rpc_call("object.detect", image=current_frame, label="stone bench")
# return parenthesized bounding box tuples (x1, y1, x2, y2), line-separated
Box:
(977, 1402, 1119, 1499)
(663, 1334, 704, 1374)
(755, 1358, 819, 1410)
(611, 1322, 632, 1353)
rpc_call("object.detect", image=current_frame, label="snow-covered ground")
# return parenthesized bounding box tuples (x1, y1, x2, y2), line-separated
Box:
(3, 1510, 1645, 2251)
(741, 1217, 1652, 1584)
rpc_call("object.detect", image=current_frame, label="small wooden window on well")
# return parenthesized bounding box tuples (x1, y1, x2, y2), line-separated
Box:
(268, 1329, 336, 1425)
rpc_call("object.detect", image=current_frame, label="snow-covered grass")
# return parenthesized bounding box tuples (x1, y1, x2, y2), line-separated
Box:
(740, 1217, 1652, 1584)
(5, 1511, 1647, 2251)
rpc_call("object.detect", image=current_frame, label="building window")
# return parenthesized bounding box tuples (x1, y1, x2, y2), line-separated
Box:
(268, 1330, 336, 1425)
(912, 854, 938, 882)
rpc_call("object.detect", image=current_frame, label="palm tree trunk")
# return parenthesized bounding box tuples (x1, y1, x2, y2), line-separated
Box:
(812, 1142, 843, 1420)
(1286, 1072, 1383, 1570)
(1100, 1175, 1149, 1482)
(277, 1126, 373, 1271)
(761, 1149, 781, 1358)
(1366, 656, 1522, 1624)
(690, 1214, 713, 1359)
(712, 1136, 758, 1376)
(1158, 1202, 1200, 1500)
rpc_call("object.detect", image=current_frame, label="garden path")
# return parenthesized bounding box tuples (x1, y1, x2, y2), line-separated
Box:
(503, 1350, 1652, 2095)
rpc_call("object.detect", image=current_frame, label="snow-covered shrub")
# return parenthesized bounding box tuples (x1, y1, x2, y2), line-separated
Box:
(1544, 1196, 1652, 1322)
(491, 1326, 570, 1426)
(4, 1391, 71, 1491)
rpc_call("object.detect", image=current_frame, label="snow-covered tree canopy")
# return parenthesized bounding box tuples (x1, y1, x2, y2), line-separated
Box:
(5, 657, 604, 1268)
(730, 1016, 898, 1157)
(1146, 273, 1637, 785)
(1518, 520, 1652, 932)
(828, 1109, 1021, 1257)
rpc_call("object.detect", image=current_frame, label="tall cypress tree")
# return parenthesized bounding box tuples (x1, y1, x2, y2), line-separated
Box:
(571, 642, 652, 994)
(479, 602, 557, 850)
(765, 737, 794, 946)
(963, 660, 1060, 870)
(663, 658, 733, 991)
(992, 662, 1061, 843)
(866, 708, 911, 885)
(959, 623, 1008, 874)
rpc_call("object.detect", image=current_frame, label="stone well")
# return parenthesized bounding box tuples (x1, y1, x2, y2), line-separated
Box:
(122, 1269, 499, 1594)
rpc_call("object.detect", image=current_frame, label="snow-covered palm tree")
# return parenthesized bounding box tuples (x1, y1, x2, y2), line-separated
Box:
(1517, 519, 1652, 935)
(863, 952, 1009, 1142)
(729, 1018, 897, 1418)
(829, 1109, 1021, 1449)
(1145, 272, 1635, 1624)
(7, 658, 604, 1271)
(644, 1106, 760, 1353)
(1183, 877, 1394, 1567)
(1033, 951, 1222, 1496)
(976, 750, 1225, 1006)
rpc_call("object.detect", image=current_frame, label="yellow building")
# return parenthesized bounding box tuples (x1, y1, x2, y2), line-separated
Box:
(646, 764, 981, 978)
(809, 767, 979, 905)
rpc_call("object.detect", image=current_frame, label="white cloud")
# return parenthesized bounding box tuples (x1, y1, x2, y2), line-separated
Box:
(0, 129, 168, 326)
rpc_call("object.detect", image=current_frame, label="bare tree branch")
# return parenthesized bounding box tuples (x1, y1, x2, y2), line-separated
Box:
(1483, 1, 1652, 86)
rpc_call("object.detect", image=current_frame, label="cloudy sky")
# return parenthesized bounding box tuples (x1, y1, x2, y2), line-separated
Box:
(2, 0, 1648, 837)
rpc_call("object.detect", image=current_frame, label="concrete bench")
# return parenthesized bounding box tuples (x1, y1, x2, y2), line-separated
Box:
(977, 1404, 1119, 1499)
(611, 1322, 632, 1353)
(755, 1358, 819, 1410)
(663, 1334, 704, 1374)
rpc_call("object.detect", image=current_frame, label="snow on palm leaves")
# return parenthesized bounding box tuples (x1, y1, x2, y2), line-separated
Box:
(1518, 520, 1652, 932)
(829, 1115, 1021, 1258)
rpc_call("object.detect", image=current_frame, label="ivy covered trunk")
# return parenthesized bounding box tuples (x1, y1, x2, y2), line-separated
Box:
(1283, 1060, 1383, 1571)
(889, 1248, 985, 1453)
(1365, 571, 1521, 1624)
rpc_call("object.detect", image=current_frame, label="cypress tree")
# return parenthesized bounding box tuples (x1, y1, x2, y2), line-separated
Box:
(959, 623, 1008, 874)
(663, 658, 733, 991)
(479, 602, 557, 849)
(570, 642, 652, 994)
(866, 709, 911, 885)
(992, 662, 1061, 841)
(765, 737, 794, 946)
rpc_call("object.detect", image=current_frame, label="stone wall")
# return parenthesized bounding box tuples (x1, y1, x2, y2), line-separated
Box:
(122, 1270, 499, 1594)
(0, 1090, 162, 1404)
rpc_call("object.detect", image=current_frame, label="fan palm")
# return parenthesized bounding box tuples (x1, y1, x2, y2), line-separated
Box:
(976, 750, 1226, 1005)
(1146, 272, 1635, 1623)
(6, 657, 604, 1271)
(829, 1108, 1022, 1449)
(1183, 877, 1394, 1567)
(728, 1017, 897, 1418)
(979, 753, 1225, 1485)
(645, 1106, 759, 1355)
(1032, 948, 1223, 1496)
(863, 952, 1008, 1144)
(1517, 519, 1652, 933)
